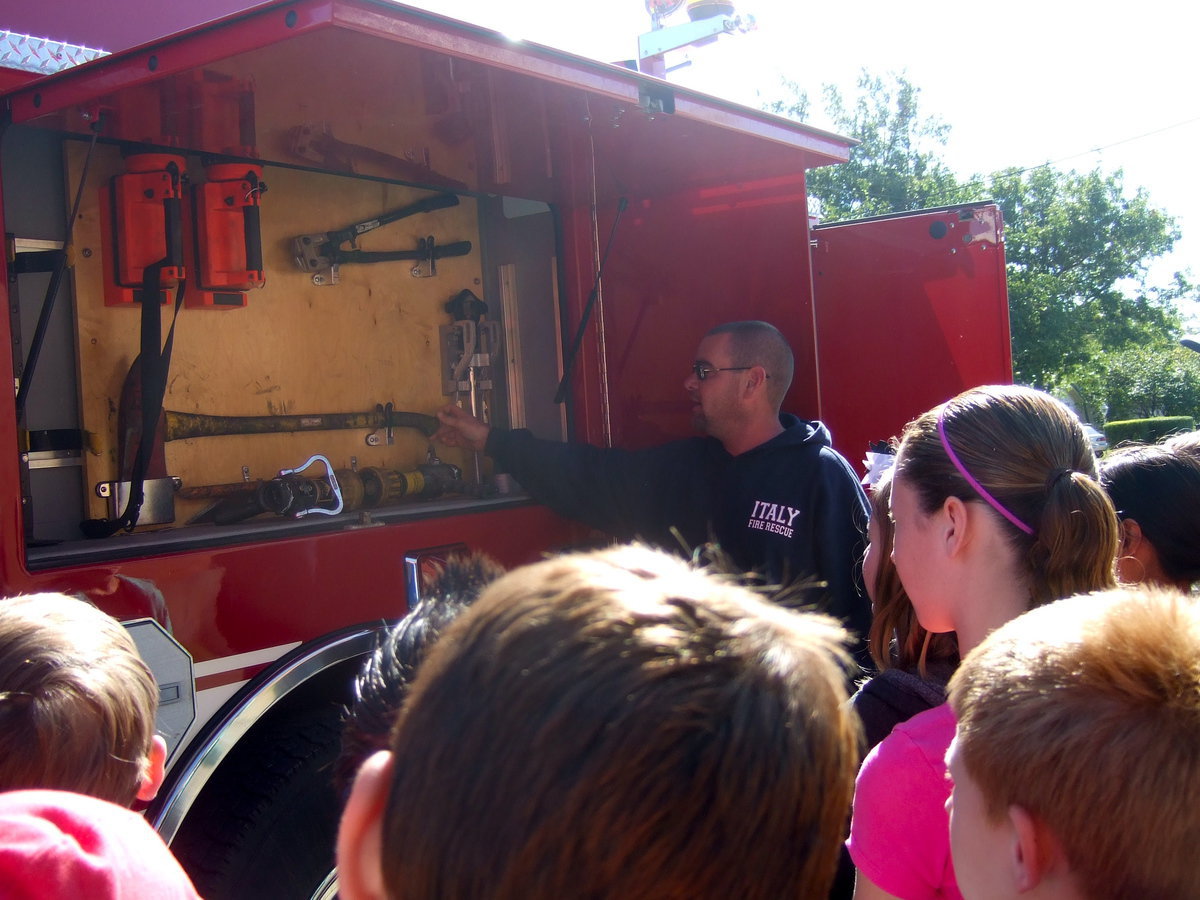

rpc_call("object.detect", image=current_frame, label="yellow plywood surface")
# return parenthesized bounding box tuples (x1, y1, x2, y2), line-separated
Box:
(68, 144, 481, 523)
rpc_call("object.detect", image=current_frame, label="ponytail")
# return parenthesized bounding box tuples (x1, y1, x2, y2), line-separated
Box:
(1026, 471, 1119, 608)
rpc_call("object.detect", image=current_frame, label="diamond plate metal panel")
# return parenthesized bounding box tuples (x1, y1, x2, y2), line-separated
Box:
(0, 30, 107, 75)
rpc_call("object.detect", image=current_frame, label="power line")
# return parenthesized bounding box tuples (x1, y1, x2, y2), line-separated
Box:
(963, 113, 1200, 187)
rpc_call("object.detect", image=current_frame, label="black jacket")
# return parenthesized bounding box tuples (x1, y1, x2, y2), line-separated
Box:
(486, 414, 870, 639)
(851, 664, 955, 753)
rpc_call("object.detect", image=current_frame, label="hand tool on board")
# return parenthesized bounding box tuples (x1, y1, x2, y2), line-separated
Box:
(184, 459, 464, 525)
(116, 366, 437, 458)
(440, 289, 501, 485)
(104, 354, 439, 528)
(291, 192, 471, 285)
(160, 405, 438, 443)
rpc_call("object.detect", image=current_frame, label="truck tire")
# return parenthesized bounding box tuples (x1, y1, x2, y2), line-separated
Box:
(170, 705, 344, 900)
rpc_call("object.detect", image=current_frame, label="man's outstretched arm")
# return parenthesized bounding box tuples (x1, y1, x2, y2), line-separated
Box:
(433, 404, 490, 453)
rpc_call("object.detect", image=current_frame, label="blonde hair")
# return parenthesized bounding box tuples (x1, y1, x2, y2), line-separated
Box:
(895, 385, 1118, 608)
(0, 593, 158, 806)
(1163, 429, 1200, 461)
(949, 587, 1200, 900)
(380, 544, 861, 900)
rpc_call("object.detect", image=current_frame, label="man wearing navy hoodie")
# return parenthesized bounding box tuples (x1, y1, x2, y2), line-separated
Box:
(435, 320, 869, 642)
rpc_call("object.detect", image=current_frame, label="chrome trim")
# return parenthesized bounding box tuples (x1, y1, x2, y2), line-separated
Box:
(25, 448, 83, 469)
(312, 868, 340, 900)
(27, 492, 533, 570)
(150, 625, 383, 843)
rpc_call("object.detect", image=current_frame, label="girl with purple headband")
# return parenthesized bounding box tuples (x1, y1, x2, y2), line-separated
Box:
(847, 385, 1118, 900)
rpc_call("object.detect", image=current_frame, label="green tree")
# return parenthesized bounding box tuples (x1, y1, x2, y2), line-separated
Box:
(766, 71, 968, 219)
(987, 166, 1185, 387)
(763, 70, 1196, 396)
(1076, 344, 1200, 422)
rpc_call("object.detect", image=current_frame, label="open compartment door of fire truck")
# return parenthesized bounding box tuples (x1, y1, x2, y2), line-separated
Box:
(0, 2, 858, 896)
(811, 202, 1013, 466)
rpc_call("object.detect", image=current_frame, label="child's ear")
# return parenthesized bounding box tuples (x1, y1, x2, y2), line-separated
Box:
(337, 750, 395, 900)
(1008, 804, 1070, 893)
(136, 735, 168, 803)
(942, 495, 970, 555)
(1008, 804, 1041, 891)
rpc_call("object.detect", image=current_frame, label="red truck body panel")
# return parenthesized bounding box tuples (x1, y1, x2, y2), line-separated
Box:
(813, 204, 1013, 461)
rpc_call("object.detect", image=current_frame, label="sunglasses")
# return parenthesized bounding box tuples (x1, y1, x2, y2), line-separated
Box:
(691, 364, 761, 381)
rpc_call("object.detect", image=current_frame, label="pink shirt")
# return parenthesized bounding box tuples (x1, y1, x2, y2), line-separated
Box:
(846, 702, 962, 900)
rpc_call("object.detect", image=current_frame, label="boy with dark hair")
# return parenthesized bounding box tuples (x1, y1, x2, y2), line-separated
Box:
(333, 551, 504, 795)
(338, 543, 861, 900)
(0, 592, 166, 807)
(947, 586, 1200, 900)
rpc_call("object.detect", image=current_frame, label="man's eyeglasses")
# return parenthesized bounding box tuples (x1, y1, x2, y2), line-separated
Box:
(692, 364, 759, 381)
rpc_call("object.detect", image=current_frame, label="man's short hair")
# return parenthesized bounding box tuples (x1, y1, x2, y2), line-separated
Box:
(379, 543, 860, 899)
(0, 593, 158, 806)
(948, 587, 1200, 900)
(708, 320, 795, 408)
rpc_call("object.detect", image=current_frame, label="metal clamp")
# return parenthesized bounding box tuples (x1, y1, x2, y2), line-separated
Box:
(365, 402, 395, 447)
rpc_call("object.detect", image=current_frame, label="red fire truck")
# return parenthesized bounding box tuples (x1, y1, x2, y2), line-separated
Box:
(0, 3, 1010, 896)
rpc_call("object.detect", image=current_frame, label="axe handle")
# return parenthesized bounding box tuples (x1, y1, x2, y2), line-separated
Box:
(163, 409, 438, 441)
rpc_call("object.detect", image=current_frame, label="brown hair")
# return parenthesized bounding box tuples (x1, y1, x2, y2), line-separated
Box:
(707, 320, 795, 409)
(0, 593, 158, 805)
(865, 468, 959, 674)
(949, 587, 1200, 900)
(379, 544, 860, 900)
(895, 385, 1118, 608)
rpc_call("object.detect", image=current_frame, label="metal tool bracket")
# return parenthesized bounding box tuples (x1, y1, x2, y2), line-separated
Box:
(96, 476, 182, 526)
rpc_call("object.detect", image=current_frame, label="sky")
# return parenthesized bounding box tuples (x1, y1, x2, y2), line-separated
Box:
(405, 0, 1199, 302)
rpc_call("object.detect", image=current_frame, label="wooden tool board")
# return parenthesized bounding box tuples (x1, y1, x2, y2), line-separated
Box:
(67, 144, 482, 524)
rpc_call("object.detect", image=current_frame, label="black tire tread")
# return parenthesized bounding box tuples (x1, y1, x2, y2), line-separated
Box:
(171, 705, 344, 900)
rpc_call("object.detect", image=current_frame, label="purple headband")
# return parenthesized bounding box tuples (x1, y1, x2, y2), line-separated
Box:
(937, 409, 1035, 536)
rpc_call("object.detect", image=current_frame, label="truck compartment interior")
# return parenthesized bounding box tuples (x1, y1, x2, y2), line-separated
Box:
(3, 0, 850, 566)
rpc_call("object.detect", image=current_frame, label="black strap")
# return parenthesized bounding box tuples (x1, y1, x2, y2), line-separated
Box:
(81, 260, 186, 538)
(554, 196, 627, 405)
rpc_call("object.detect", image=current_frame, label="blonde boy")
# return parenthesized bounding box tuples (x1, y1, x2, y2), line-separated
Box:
(0, 593, 166, 806)
(947, 587, 1200, 900)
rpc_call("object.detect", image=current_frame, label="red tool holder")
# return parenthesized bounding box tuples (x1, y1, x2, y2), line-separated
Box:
(102, 152, 186, 307)
(186, 161, 265, 307)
